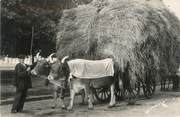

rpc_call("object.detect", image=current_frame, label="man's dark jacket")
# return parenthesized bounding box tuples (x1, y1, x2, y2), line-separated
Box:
(14, 63, 32, 91)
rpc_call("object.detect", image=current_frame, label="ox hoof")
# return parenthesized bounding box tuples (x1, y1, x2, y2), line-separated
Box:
(108, 104, 115, 108)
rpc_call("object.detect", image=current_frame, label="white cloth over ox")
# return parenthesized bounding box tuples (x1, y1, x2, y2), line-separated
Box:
(67, 58, 114, 79)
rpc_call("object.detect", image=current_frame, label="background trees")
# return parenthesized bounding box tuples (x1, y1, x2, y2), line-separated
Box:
(1, 0, 93, 57)
(1, 0, 61, 57)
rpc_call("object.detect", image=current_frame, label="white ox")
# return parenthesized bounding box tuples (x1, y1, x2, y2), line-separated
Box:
(48, 56, 120, 110)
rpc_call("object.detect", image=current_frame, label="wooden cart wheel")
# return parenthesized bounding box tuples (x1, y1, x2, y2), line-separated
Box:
(115, 88, 124, 101)
(94, 87, 111, 103)
(114, 81, 141, 101)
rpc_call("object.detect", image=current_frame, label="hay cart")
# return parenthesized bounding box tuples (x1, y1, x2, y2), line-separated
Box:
(92, 82, 124, 102)
(47, 76, 155, 103)
(93, 78, 156, 102)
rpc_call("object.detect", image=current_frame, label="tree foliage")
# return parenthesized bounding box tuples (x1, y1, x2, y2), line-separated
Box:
(1, 0, 93, 57)
(1, 0, 63, 57)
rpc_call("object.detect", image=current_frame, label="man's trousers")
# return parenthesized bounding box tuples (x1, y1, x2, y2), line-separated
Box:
(11, 89, 27, 112)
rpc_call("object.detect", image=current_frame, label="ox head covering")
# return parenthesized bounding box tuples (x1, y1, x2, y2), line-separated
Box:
(67, 58, 114, 79)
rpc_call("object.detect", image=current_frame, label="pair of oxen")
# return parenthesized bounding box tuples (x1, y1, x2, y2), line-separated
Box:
(31, 53, 135, 110)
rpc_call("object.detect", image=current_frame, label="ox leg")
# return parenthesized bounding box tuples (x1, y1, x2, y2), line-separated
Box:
(85, 86, 93, 110)
(81, 89, 85, 105)
(108, 84, 116, 108)
(52, 91, 58, 109)
(119, 79, 125, 99)
(60, 88, 66, 109)
(67, 89, 75, 110)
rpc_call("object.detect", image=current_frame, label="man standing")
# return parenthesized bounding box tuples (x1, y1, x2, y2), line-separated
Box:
(11, 54, 32, 113)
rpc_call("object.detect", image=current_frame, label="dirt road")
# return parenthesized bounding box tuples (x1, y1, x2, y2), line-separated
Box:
(1, 91, 180, 117)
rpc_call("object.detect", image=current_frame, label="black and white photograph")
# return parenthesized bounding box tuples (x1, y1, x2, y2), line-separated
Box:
(0, 0, 180, 117)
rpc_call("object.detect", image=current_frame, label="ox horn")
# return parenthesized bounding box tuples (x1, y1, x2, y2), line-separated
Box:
(46, 53, 55, 63)
(61, 56, 69, 63)
(36, 52, 40, 58)
(35, 52, 41, 61)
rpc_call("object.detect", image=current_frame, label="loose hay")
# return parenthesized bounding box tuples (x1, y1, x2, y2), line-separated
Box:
(56, 0, 180, 85)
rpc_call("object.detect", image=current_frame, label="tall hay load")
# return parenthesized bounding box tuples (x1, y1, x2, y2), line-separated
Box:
(56, 0, 180, 93)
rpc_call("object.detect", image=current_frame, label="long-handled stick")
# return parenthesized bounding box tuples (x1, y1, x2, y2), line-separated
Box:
(30, 26, 34, 64)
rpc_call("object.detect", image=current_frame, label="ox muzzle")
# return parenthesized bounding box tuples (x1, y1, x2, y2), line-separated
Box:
(31, 69, 38, 75)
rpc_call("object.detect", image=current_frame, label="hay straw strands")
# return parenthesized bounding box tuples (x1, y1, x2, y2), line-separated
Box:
(56, 0, 180, 86)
